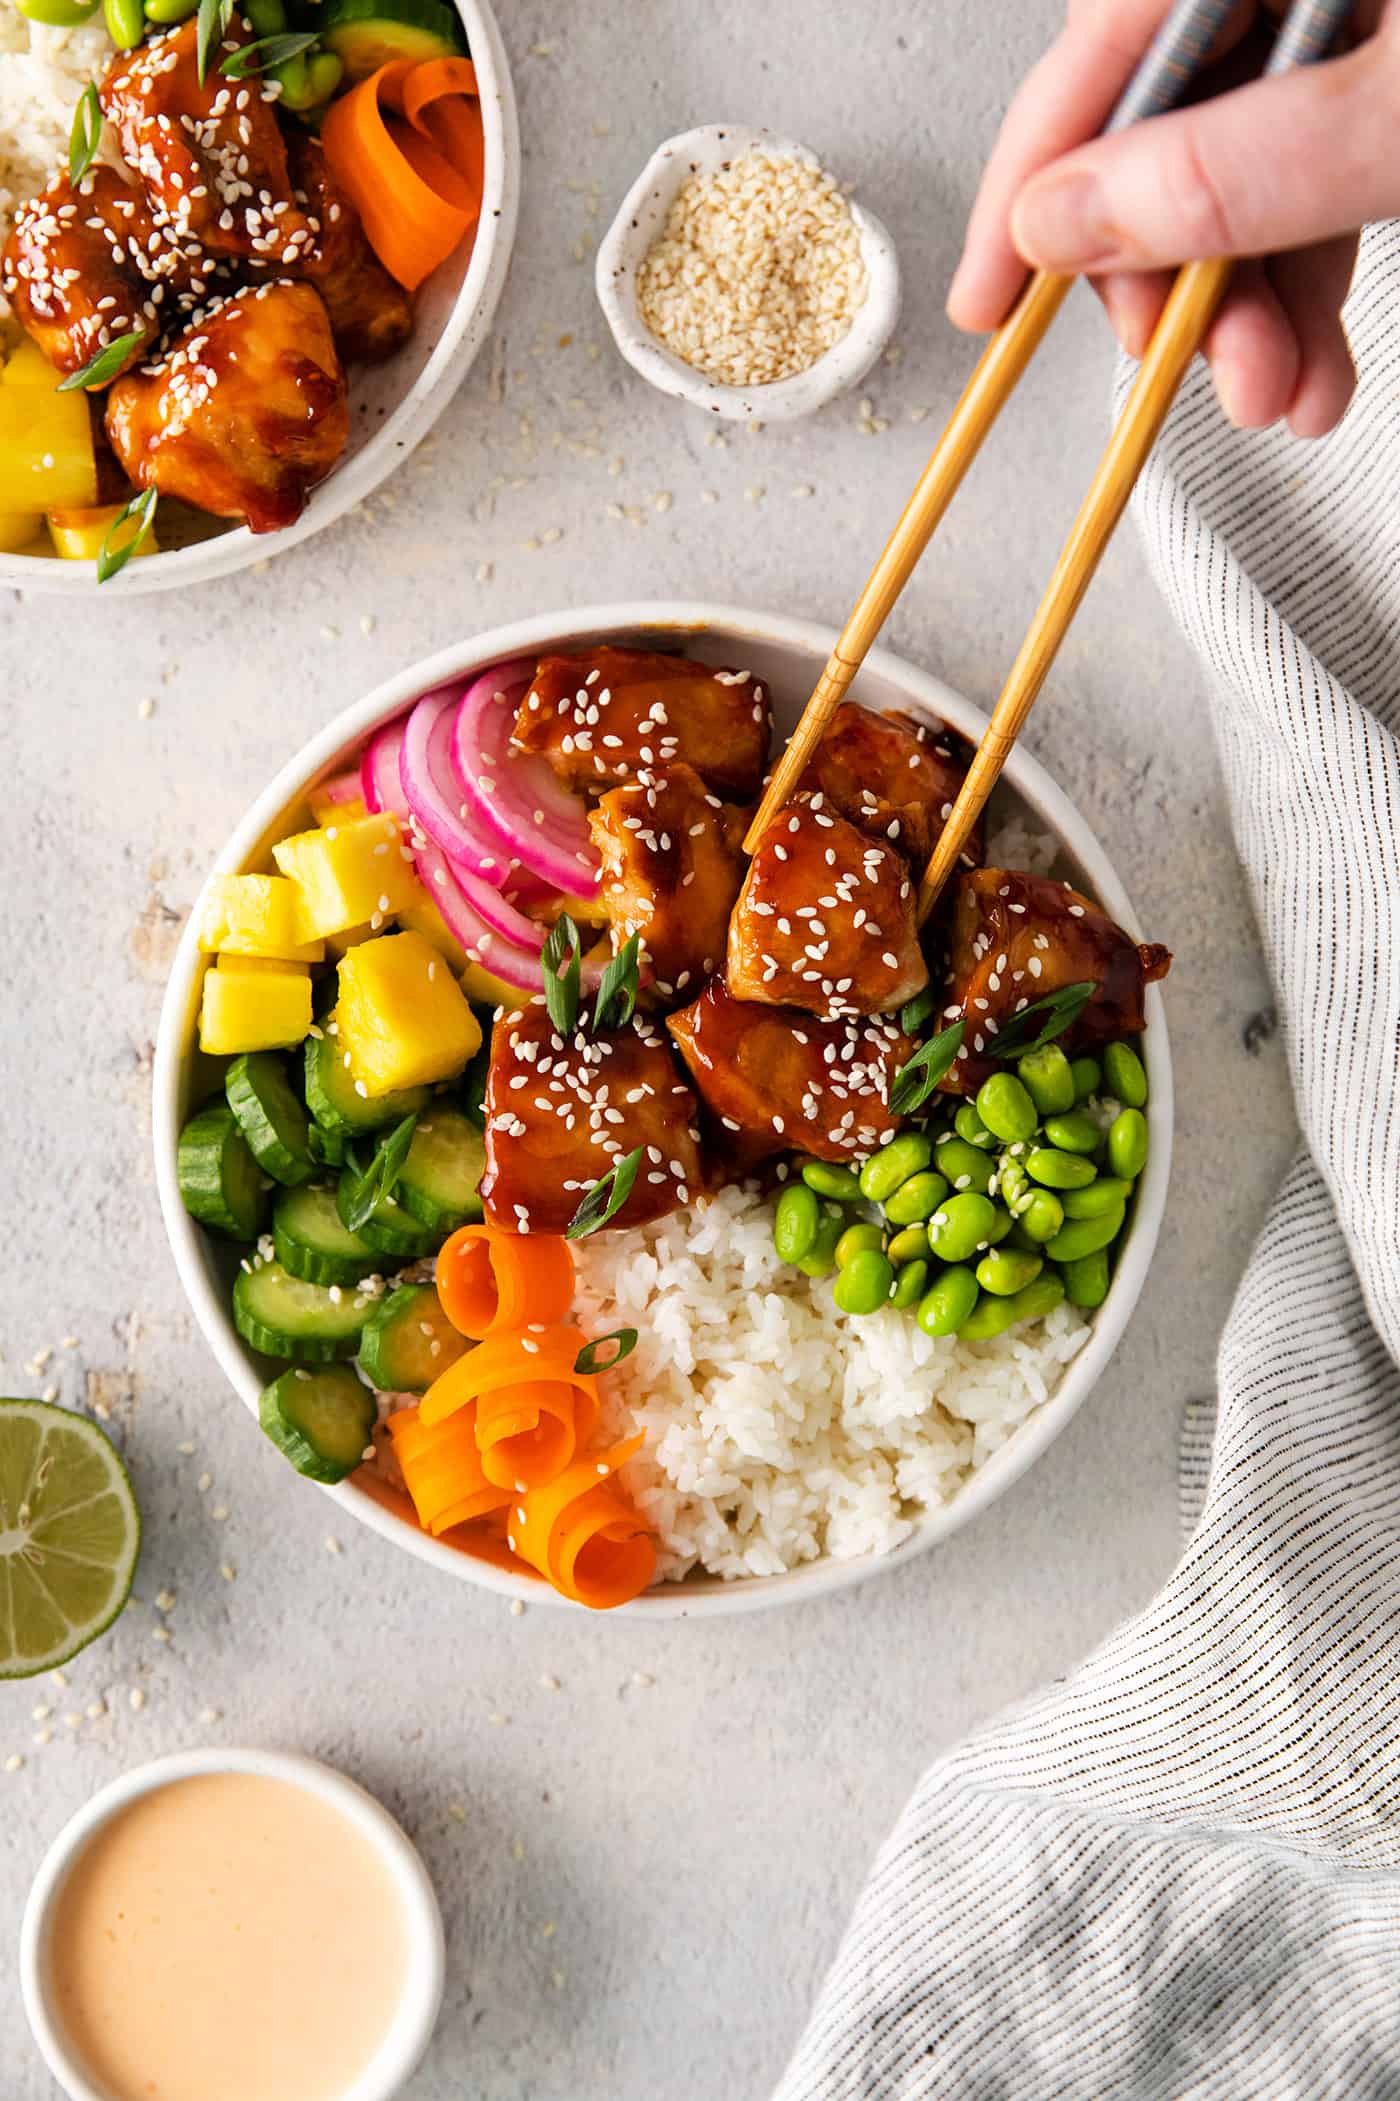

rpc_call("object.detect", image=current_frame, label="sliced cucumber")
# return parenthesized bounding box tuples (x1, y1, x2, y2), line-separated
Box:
(226, 1051, 315, 1188)
(320, 0, 464, 81)
(308, 1121, 347, 1169)
(259, 1364, 376, 1483)
(304, 1022, 430, 1138)
(336, 1174, 440, 1259)
(273, 1183, 378, 1287)
(177, 1102, 269, 1240)
(233, 1259, 368, 1361)
(397, 1108, 486, 1232)
(359, 1282, 468, 1394)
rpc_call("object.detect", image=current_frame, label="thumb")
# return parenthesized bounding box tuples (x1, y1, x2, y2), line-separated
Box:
(1010, 35, 1400, 273)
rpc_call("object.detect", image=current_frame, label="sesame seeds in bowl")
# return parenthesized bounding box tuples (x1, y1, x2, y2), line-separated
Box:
(596, 125, 900, 424)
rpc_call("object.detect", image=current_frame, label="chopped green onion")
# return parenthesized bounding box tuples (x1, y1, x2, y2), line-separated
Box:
(542, 913, 582, 1037)
(565, 1147, 643, 1242)
(96, 488, 158, 584)
(57, 327, 145, 394)
(591, 933, 641, 1035)
(887, 1020, 965, 1119)
(898, 984, 939, 1036)
(69, 84, 101, 188)
(195, 0, 234, 84)
(340, 1111, 419, 1232)
(987, 981, 1096, 1060)
(574, 1327, 638, 1375)
(218, 29, 319, 75)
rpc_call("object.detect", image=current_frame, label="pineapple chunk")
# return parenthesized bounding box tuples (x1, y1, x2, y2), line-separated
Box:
(325, 921, 376, 958)
(48, 503, 158, 562)
(272, 813, 419, 939)
(307, 777, 368, 827)
(397, 884, 470, 975)
(3, 340, 59, 390)
(0, 392, 96, 511)
(337, 931, 481, 1096)
(215, 954, 310, 978)
(460, 958, 529, 1010)
(0, 511, 42, 552)
(198, 874, 325, 963)
(200, 960, 312, 1053)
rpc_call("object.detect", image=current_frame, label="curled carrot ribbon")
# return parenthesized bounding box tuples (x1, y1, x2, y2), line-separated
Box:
(320, 57, 484, 291)
(509, 1437, 656, 1611)
(436, 1221, 575, 1340)
(387, 1402, 509, 1535)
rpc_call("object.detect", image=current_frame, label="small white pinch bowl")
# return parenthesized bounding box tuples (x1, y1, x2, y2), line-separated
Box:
(20, 1747, 446, 2101)
(595, 123, 900, 424)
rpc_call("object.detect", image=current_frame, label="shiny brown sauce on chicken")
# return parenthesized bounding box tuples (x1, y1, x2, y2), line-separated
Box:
(589, 764, 749, 1005)
(514, 647, 772, 799)
(795, 702, 982, 869)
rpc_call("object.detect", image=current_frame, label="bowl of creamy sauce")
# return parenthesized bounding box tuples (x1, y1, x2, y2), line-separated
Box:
(20, 1748, 445, 2101)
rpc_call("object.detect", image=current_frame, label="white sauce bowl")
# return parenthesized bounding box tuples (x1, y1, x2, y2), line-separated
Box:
(20, 1747, 445, 2101)
(152, 601, 1173, 1619)
(0, 0, 519, 598)
(595, 124, 900, 423)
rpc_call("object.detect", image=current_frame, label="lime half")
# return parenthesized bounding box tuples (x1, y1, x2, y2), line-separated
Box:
(0, 1400, 141, 1679)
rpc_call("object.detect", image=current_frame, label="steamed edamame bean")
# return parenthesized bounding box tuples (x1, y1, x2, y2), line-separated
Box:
(890, 1259, 929, 1309)
(103, 0, 144, 47)
(801, 1159, 862, 1201)
(1045, 1205, 1126, 1264)
(1017, 1043, 1075, 1116)
(916, 1265, 979, 1337)
(835, 1221, 885, 1268)
(299, 50, 344, 106)
(1025, 1146, 1097, 1191)
(984, 1206, 1014, 1245)
(859, 1132, 933, 1204)
(932, 1133, 995, 1195)
(954, 1103, 999, 1151)
(976, 1246, 1043, 1296)
(1018, 1189, 1064, 1243)
(145, 0, 197, 21)
(960, 1272, 1065, 1340)
(928, 1191, 997, 1263)
(1062, 1177, 1132, 1219)
(833, 1248, 894, 1316)
(975, 1072, 1038, 1144)
(1041, 1108, 1101, 1156)
(1108, 1108, 1148, 1180)
(884, 1170, 950, 1227)
(1063, 1249, 1110, 1308)
(1070, 1056, 1102, 1103)
(886, 1224, 931, 1265)
(997, 1156, 1030, 1212)
(796, 1207, 846, 1278)
(1103, 1041, 1148, 1109)
(17, 0, 100, 22)
(773, 1182, 819, 1263)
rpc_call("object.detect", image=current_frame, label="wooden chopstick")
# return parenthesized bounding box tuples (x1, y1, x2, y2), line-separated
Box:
(741, 0, 1243, 855)
(915, 0, 1357, 919)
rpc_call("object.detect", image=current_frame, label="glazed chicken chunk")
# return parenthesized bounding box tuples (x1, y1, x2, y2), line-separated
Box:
(102, 19, 315, 266)
(727, 796, 928, 1019)
(480, 1001, 705, 1235)
(513, 647, 772, 800)
(795, 702, 981, 870)
(105, 280, 347, 534)
(589, 764, 749, 1005)
(939, 868, 1173, 1095)
(1, 167, 202, 382)
(668, 978, 912, 1166)
(284, 134, 413, 365)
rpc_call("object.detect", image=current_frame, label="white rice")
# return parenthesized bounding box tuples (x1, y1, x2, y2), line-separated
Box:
(0, 16, 117, 328)
(574, 1182, 1090, 1582)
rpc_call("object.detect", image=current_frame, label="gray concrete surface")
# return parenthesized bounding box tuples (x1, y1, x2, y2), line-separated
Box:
(0, 2, 1297, 2094)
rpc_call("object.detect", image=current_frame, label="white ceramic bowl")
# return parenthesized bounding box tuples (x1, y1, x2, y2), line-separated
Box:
(153, 601, 1172, 1619)
(2, 0, 519, 598)
(20, 1747, 445, 2101)
(596, 124, 900, 423)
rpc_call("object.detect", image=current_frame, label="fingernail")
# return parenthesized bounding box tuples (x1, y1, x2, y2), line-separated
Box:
(1012, 169, 1113, 270)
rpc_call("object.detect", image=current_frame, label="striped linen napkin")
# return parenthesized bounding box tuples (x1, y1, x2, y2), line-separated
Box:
(777, 221, 1400, 2099)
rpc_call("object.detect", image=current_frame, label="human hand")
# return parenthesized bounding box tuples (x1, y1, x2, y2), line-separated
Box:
(947, 0, 1395, 436)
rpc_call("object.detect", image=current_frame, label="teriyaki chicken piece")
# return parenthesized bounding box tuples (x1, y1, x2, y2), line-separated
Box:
(726, 796, 928, 1019)
(105, 280, 347, 534)
(667, 977, 913, 1167)
(938, 868, 1172, 1094)
(513, 646, 772, 800)
(795, 701, 982, 869)
(282, 135, 413, 366)
(588, 763, 749, 1007)
(480, 1000, 705, 1235)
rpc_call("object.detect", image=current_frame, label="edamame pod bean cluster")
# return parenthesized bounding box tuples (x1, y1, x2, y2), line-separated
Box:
(769, 1034, 1152, 1341)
